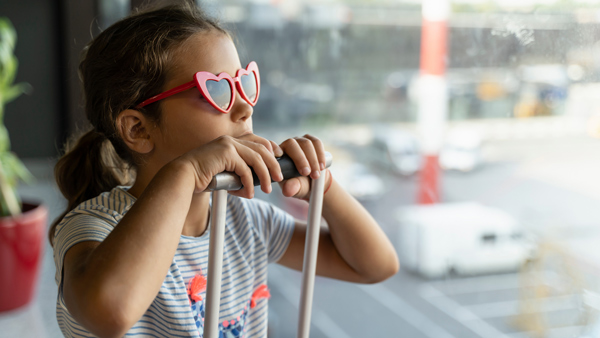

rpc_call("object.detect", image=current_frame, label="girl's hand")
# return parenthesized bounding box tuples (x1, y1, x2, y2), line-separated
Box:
(178, 134, 284, 199)
(278, 134, 329, 200)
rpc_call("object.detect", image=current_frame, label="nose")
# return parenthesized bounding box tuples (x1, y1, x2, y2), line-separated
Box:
(230, 90, 253, 122)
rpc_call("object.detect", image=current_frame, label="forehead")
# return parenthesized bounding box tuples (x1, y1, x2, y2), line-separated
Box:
(167, 31, 241, 86)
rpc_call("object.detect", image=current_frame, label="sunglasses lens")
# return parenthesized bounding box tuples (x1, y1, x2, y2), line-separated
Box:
(206, 79, 232, 110)
(240, 72, 258, 103)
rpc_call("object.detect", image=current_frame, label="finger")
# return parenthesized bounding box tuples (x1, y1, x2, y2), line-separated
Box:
(237, 134, 283, 183)
(303, 134, 326, 171)
(200, 136, 260, 198)
(279, 138, 311, 178)
(227, 151, 255, 198)
(239, 147, 272, 194)
(236, 140, 285, 193)
(278, 177, 308, 198)
(238, 133, 274, 155)
(270, 140, 284, 157)
(239, 139, 283, 183)
(218, 137, 257, 197)
(296, 137, 321, 180)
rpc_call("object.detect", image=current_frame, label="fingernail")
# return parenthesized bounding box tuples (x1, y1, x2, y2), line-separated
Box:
(320, 162, 325, 170)
(277, 172, 284, 181)
(312, 170, 320, 179)
(301, 167, 311, 176)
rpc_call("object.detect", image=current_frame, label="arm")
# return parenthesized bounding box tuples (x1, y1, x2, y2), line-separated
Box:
(278, 177, 400, 283)
(275, 135, 399, 283)
(62, 161, 196, 337)
(61, 135, 284, 337)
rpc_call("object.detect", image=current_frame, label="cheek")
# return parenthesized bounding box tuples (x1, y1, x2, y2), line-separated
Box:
(196, 96, 217, 111)
(156, 119, 196, 154)
(158, 102, 234, 152)
(168, 118, 225, 151)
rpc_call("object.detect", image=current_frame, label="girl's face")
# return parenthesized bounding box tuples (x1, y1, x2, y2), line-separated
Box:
(149, 31, 254, 166)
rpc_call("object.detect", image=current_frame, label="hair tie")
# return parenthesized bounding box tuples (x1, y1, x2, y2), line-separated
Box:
(90, 127, 107, 141)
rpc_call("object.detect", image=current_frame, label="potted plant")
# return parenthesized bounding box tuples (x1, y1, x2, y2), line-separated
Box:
(0, 17, 48, 312)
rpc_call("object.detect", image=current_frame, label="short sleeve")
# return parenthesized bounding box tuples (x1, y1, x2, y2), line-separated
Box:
(53, 208, 117, 291)
(243, 198, 296, 263)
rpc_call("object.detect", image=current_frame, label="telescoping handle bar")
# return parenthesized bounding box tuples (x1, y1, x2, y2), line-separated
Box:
(205, 152, 333, 191)
(203, 151, 332, 338)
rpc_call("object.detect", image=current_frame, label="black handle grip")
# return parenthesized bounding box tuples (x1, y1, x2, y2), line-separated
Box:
(206, 151, 332, 191)
(250, 154, 301, 186)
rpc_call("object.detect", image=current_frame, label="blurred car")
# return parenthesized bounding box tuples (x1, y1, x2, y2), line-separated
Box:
(370, 131, 422, 176)
(330, 162, 385, 201)
(439, 129, 483, 172)
(396, 202, 535, 279)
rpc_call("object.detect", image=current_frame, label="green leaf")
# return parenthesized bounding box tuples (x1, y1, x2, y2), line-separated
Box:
(0, 153, 17, 186)
(0, 197, 8, 216)
(0, 18, 16, 51)
(2, 82, 30, 105)
(0, 55, 17, 88)
(0, 18, 16, 67)
(0, 125, 9, 153)
(0, 17, 28, 217)
(0, 153, 21, 216)
(0, 193, 17, 217)
(4, 151, 33, 184)
(0, 43, 10, 70)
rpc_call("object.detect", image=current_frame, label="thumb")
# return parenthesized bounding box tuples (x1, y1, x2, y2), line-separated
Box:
(279, 177, 309, 198)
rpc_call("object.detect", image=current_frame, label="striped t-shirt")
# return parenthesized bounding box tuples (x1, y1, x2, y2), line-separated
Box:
(53, 186, 295, 337)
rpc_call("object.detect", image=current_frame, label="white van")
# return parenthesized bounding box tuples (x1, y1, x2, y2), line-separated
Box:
(396, 202, 534, 279)
(439, 129, 483, 172)
(370, 131, 422, 176)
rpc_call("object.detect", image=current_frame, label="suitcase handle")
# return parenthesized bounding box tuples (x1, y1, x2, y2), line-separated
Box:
(205, 151, 333, 191)
(204, 151, 332, 338)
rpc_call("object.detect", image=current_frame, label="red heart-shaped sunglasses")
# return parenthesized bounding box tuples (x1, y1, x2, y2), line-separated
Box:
(136, 61, 260, 114)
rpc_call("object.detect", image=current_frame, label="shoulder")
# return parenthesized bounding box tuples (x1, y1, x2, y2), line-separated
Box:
(65, 186, 135, 219)
(55, 186, 136, 235)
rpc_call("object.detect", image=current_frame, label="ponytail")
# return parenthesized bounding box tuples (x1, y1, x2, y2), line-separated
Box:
(49, 129, 133, 246)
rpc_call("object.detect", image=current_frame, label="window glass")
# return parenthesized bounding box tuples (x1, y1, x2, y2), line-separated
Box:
(208, 1, 600, 337)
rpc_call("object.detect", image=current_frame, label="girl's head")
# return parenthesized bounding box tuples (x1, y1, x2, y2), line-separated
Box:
(51, 2, 245, 244)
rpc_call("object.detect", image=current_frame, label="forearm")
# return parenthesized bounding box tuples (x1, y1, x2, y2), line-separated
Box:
(77, 160, 196, 325)
(321, 179, 399, 283)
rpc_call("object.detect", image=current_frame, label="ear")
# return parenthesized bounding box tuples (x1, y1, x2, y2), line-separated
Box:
(115, 109, 155, 154)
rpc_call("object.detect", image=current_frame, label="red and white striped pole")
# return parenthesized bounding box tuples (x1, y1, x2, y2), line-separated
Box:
(417, 0, 450, 204)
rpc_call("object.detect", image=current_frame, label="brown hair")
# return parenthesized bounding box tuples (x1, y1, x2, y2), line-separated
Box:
(50, 1, 228, 245)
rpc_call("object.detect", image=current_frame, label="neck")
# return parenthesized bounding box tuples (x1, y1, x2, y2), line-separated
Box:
(128, 169, 211, 238)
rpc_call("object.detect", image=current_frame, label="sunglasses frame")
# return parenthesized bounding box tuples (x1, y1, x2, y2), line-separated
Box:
(136, 61, 260, 114)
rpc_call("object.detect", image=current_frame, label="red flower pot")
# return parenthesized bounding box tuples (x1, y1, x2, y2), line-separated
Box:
(0, 202, 48, 312)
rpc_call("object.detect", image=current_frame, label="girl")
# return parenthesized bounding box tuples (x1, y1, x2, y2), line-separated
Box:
(51, 2, 399, 337)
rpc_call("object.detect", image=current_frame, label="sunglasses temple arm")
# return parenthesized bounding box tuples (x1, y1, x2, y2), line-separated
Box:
(136, 81, 196, 108)
(204, 152, 333, 191)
